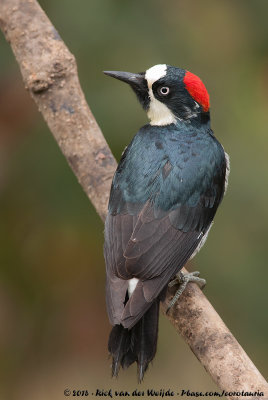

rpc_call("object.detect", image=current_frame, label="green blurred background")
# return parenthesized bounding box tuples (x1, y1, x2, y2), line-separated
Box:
(0, 0, 267, 399)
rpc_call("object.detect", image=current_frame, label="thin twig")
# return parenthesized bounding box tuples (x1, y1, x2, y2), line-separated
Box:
(0, 1, 267, 398)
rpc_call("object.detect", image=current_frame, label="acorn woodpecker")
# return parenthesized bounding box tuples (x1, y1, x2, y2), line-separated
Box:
(103, 64, 229, 381)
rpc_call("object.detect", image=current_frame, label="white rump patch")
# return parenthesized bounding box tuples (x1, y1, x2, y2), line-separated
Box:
(128, 278, 139, 297)
(145, 64, 176, 126)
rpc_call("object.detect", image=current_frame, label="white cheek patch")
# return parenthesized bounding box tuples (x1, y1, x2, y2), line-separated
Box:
(147, 94, 177, 126)
(145, 64, 176, 126)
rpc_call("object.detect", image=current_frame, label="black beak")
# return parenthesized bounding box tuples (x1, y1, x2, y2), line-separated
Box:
(103, 70, 146, 89)
(103, 70, 149, 110)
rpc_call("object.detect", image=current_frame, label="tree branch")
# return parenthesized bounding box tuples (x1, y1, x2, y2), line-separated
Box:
(0, 1, 267, 398)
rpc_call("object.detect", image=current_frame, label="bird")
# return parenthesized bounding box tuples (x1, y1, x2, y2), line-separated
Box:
(103, 64, 230, 382)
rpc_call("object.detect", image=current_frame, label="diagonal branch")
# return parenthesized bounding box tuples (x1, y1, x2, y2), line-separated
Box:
(0, 1, 267, 398)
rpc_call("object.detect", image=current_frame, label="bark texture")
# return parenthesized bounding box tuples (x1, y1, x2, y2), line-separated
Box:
(0, 0, 117, 220)
(0, 1, 267, 398)
(163, 280, 268, 399)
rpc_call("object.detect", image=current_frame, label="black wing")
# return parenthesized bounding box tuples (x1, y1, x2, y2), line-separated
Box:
(104, 129, 227, 329)
(108, 208, 202, 329)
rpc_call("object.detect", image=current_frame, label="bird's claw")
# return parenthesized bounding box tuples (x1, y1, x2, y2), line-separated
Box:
(166, 271, 206, 313)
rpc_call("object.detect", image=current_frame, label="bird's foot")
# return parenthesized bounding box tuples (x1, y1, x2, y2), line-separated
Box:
(166, 271, 206, 313)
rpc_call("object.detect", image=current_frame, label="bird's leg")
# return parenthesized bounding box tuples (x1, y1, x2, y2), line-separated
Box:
(166, 271, 206, 313)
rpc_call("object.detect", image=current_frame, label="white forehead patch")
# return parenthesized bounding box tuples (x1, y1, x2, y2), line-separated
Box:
(145, 64, 167, 88)
(145, 64, 176, 126)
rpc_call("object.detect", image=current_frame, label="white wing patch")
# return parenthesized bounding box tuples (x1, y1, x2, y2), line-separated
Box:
(190, 223, 213, 260)
(145, 64, 176, 126)
(189, 151, 230, 260)
(224, 151, 230, 194)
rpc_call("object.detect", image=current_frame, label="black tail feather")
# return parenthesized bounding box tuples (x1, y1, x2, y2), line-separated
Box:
(108, 324, 131, 377)
(108, 300, 159, 381)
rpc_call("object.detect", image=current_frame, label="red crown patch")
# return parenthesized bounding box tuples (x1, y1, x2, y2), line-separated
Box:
(183, 71, 210, 112)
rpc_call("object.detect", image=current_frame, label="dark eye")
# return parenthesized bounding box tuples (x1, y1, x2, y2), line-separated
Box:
(158, 86, 170, 96)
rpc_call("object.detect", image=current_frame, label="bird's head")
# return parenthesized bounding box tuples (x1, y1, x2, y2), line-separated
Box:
(104, 64, 210, 126)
